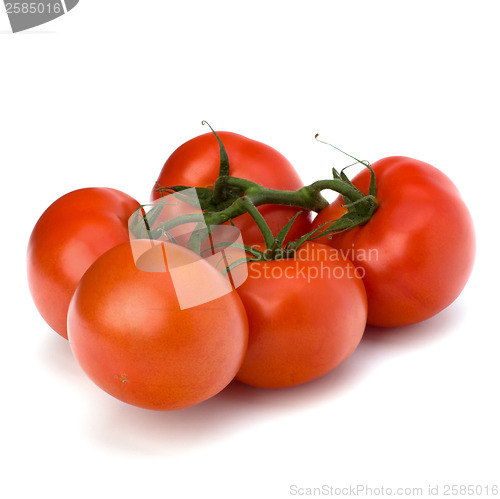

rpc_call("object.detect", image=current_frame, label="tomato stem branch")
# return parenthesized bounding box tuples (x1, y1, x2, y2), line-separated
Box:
(143, 175, 377, 243)
(141, 129, 379, 250)
(237, 196, 275, 249)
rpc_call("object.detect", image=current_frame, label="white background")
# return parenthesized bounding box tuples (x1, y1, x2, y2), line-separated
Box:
(1, 1, 499, 498)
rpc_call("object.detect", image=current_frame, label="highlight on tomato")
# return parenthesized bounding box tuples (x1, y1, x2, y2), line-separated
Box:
(27, 187, 140, 339)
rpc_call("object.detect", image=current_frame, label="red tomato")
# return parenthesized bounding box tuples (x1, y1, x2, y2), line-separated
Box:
(235, 242, 367, 389)
(67, 240, 248, 411)
(27, 188, 140, 339)
(151, 131, 312, 245)
(312, 157, 475, 327)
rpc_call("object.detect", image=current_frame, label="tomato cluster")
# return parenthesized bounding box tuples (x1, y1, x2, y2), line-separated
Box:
(27, 129, 475, 411)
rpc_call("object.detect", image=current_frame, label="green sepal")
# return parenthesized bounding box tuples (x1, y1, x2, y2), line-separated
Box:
(154, 184, 240, 212)
(332, 167, 342, 180)
(186, 223, 209, 254)
(307, 202, 376, 241)
(129, 202, 166, 239)
(272, 211, 303, 250)
(141, 202, 164, 230)
(202, 120, 230, 177)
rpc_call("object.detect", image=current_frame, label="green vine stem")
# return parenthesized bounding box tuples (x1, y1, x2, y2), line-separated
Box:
(135, 175, 377, 247)
(131, 125, 379, 258)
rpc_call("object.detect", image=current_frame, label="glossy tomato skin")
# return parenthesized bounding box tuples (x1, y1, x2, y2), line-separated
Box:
(27, 188, 140, 339)
(151, 131, 312, 245)
(312, 157, 475, 327)
(235, 242, 367, 389)
(67, 240, 249, 411)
